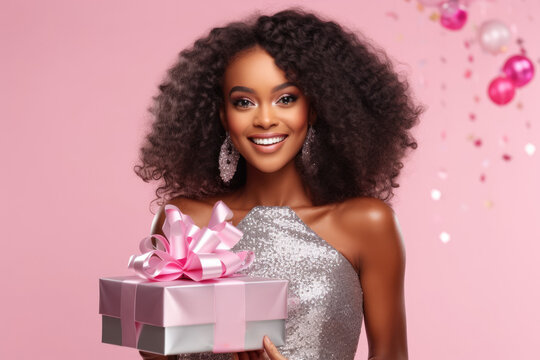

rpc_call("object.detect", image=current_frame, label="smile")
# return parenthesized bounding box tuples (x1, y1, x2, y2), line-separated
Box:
(249, 136, 287, 146)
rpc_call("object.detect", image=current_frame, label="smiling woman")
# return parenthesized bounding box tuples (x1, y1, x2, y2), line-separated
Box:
(220, 45, 315, 174)
(134, 7, 422, 360)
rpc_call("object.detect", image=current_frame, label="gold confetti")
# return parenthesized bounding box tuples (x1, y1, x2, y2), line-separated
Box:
(484, 200, 493, 208)
(429, 12, 440, 21)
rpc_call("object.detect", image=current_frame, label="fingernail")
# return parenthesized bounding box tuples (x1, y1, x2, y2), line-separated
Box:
(263, 335, 270, 344)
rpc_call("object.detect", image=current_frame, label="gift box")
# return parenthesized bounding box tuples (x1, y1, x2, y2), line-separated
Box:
(99, 274, 288, 355)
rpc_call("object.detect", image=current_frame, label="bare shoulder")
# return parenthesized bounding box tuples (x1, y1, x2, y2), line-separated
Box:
(330, 197, 405, 270)
(334, 197, 397, 235)
(149, 196, 216, 235)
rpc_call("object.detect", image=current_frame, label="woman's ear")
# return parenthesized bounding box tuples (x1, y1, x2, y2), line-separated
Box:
(219, 106, 228, 131)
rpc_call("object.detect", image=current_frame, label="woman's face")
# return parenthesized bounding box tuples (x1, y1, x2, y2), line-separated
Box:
(220, 45, 314, 174)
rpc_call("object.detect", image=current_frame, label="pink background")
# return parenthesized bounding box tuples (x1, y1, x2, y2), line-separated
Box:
(2, 0, 539, 359)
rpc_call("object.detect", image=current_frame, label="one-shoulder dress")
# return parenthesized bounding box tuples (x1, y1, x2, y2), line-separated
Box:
(177, 206, 364, 360)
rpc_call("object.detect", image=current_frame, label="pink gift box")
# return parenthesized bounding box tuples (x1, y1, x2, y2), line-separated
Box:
(99, 275, 288, 355)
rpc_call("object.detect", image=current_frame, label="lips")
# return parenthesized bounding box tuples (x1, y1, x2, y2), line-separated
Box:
(248, 133, 288, 153)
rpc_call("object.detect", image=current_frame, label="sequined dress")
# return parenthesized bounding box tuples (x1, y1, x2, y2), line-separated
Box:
(177, 206, 364, 360)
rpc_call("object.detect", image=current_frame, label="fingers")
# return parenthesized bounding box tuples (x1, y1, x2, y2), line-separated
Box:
(263, 336, 287, 360)
(233, 350, 266, 360)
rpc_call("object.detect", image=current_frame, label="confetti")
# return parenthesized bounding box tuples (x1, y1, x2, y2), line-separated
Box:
(502, 154, 512, 161)
(441, 130, 447, 140)
(385, 11, 399, 20)
(440, 56, 447, 63)
(464, 40, 471, 49)
(431, 189, 442, 200)
(417, 3, 425, 11)
(437, 169, 448, 179)
(525, 143, 536, 156)
(464, 69, 472, 79)
(439, 232, 451, 244)
(480, 173, 486, 182)
(468, 54, 474, 63)
(484, 200, 493, 208)
(474, 138, 482, 147)
(474, 95, 481, 103)
(469, 113, 476, 121)
(429, 12, 440, 21)
(517, 102, 523, 109)
(499, 135, 509, 146)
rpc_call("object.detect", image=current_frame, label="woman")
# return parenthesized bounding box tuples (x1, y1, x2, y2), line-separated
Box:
(135, 8, 422, 360)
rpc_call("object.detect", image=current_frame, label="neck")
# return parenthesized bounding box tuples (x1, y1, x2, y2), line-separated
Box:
(236, 160, 312, 209)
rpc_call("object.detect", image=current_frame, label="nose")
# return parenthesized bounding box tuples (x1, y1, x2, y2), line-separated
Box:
(252, 103, 278, 129)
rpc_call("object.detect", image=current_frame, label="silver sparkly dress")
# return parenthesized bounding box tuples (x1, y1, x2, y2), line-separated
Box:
(178, 206, 364, 360)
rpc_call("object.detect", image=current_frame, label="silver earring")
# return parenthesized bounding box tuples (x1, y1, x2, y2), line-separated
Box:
(219, 132, 240, 183)
(301, 125, 315, 166)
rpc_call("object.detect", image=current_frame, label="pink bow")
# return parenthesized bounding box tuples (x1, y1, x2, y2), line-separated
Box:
(128, 201, 254, 282)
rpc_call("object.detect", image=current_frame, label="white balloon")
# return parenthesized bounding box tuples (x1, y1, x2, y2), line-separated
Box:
(478, 20, 511, 54)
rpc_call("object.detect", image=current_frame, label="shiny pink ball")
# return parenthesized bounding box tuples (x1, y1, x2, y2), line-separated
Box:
(488, 76, 515, 105)
(439, 1, 468, 30)
(503, 55, 535, 87)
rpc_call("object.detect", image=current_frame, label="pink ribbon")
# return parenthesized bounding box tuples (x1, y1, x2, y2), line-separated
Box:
(128, 201, 254, 282)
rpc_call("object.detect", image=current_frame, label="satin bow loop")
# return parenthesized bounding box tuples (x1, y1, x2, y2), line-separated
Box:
(128, 201, 253, 282)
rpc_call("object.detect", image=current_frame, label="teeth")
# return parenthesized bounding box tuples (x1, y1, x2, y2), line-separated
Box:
(251, 136, 286, 145)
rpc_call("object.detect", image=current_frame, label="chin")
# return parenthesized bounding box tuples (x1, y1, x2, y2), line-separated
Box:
(248, 157, 298, 174)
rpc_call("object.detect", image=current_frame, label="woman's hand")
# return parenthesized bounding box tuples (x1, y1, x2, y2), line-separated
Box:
(231, 336, 288, 360)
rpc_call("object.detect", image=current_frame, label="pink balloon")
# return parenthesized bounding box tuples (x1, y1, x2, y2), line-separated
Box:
(503, 55, 535, 87)
(419, 0, 445, 6)
(440, 1, 468, 30)
(488, 76, 515, 105)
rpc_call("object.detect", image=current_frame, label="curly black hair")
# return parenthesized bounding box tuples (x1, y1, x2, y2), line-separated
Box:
(134, 7, 423, 209)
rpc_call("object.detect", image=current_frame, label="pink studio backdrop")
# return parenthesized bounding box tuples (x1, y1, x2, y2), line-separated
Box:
(1, 1, 539, 359)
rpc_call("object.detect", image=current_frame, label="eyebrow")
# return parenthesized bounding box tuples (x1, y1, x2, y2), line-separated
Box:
(228, 82, 296, 97)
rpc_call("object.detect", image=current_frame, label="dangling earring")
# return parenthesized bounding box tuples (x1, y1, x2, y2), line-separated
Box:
(301, 125, 315, 167)
(219, 132, 240, 183)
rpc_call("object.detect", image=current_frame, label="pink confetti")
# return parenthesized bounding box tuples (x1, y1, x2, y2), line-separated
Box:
(526, 121, 531, 129)
(441, 83, 447, 90)
(474, 138, 482, 147)
(441, 130, 447, 140)
(468, 55, 474, 63)
(464, 69, 472, 79)
(502, 154, 512, 161)
(480, 173, 486, 182)
(474, 95, 481, 103)
(464, 40, 470, 49)
(385, 11, 399, 20)
(469, 113, 476, 121)
(440, 56, 447, 63)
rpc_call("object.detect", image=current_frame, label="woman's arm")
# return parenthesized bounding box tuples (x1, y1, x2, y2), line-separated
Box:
(342, 198, 408, 360)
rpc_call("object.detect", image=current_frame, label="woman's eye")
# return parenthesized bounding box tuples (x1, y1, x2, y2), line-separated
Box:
(277, 95, 297, 105)
(233, 99, 253, 108)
